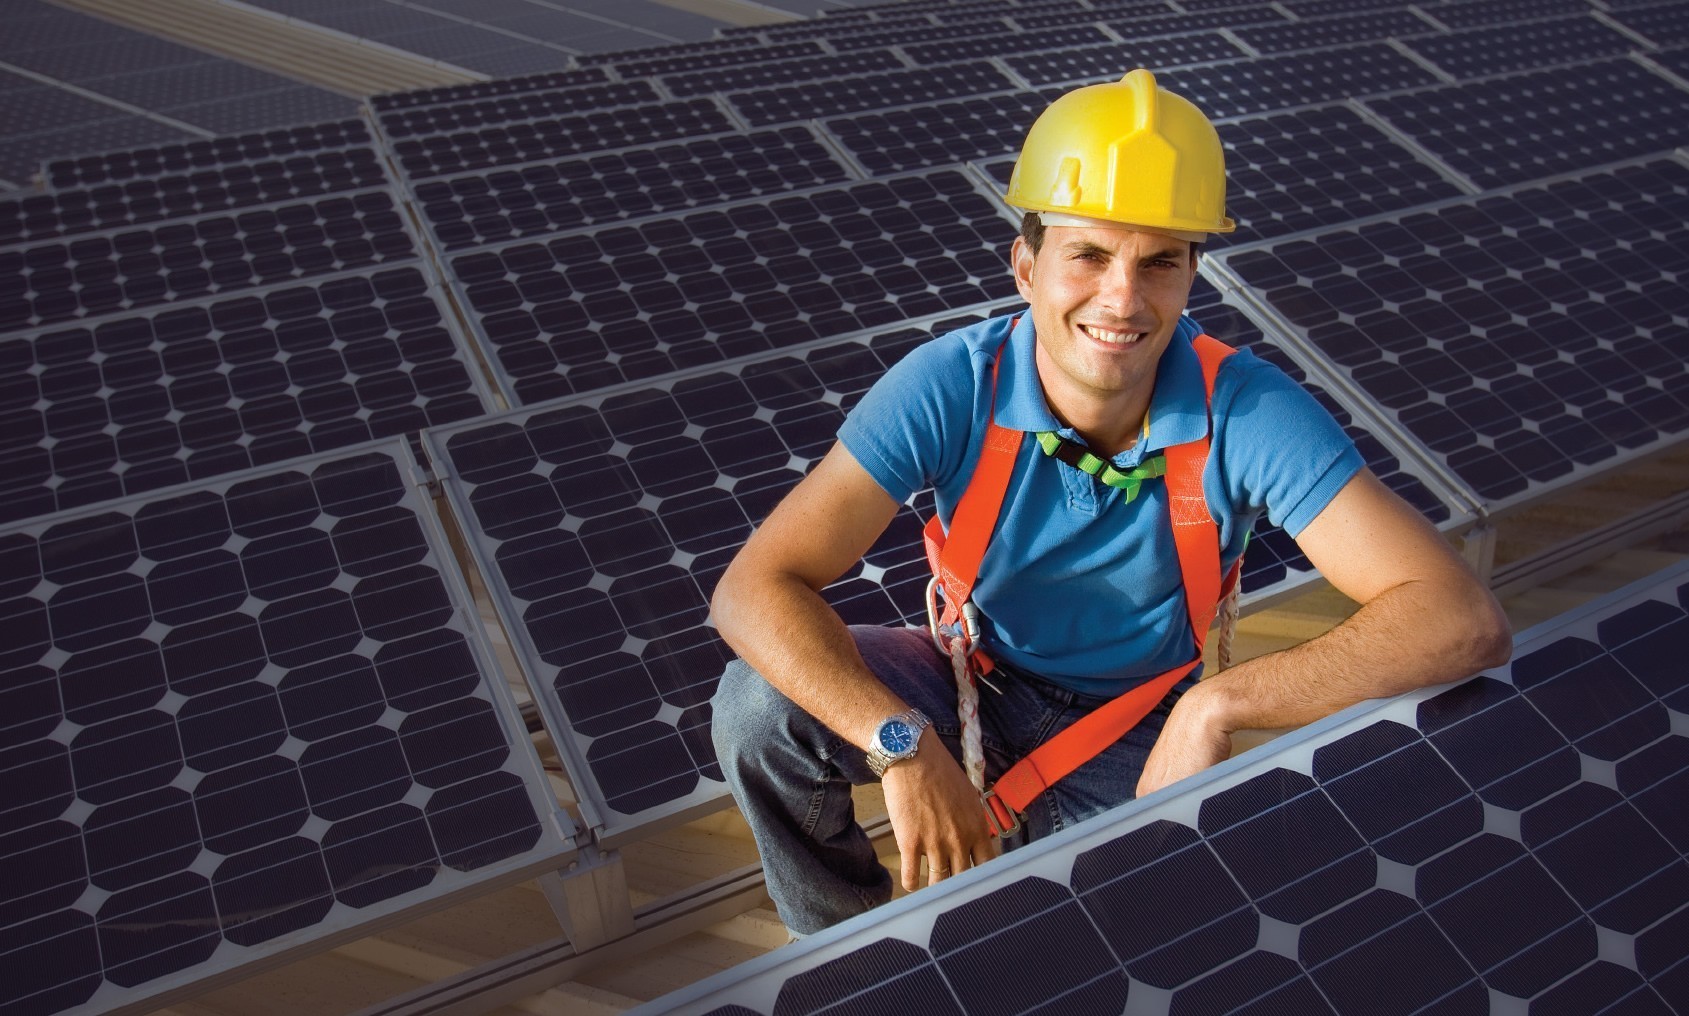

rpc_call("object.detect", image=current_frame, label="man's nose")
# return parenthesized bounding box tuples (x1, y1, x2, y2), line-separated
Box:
(1096, 264, 1146, 317)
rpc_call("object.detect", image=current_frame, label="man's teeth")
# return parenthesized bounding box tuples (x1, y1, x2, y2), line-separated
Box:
(1081, 324, 1143, 344)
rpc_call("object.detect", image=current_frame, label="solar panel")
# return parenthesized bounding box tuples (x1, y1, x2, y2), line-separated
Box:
(1282, 0, 1417, 16)
(410, 127, 855, 252)
(662, 51, 906, 98)
(42, 120, 369, 191)
(1003, 32, 1250, 87)
(822, 90, 1064, 177)
(638, 557, 1689, 1016)
(610, 41, 828, 77)
(0, 147, 390, 248)
(826, 20, 1017, 50)
(154, 87, 361, 139)
(1653, 45, 1689, 80)
(388, 97, 737, 181)
(445, 169, 1018, 407)
(0, 440, 575, 1016)
(1096, 6, 1292, 36)
(0, 265, 493, 527)
(1403, 15, 1640, 79)
(0, 189, 418, 332)
(368, 68, 611, 113)
(374, 82, 663, 140)
(901, 24, 1113, 64)
(1422, 0, 1587, 29)
(1156, 44, 1441, 119)
(727, 65, 1017, 128)
(1609, 1, 1689, 46)
(1211, 155, 1689, 510)
(1361, 59, 1689, 190)
(423, 305, 1013, 843)
(1231, 9, 1441, 53)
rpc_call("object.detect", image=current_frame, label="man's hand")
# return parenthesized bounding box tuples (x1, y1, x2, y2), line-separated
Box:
(881, 732, 1001, 890)
(1135, 682, 1233, 798)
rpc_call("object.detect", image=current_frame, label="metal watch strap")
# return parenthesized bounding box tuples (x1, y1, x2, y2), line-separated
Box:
(865, 708, 931, 777)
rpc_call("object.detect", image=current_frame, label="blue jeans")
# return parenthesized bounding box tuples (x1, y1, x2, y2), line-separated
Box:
(711, 625, 1188, 934)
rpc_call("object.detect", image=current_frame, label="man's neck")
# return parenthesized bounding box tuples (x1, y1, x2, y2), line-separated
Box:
(1033, 346, 1154, 458)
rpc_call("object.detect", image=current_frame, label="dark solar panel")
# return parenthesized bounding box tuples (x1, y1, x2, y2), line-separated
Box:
(1232, 8, 1440, 52)
(1423, 0, 1587, 28)
(1609, 1, 1689, 46)
(388, 98, 737, 181)
(1213, 104, 1469, 249)
(1362, 60, 1689, 189)
(662, 51, 906, 98)
(1653, 45, 1689, 79)
(446, 169, 1019, 406)
(828, 20, 1017, 50)
(1215, 157, 1689, 507)
(611, 41, 827, 77)
(0, 442, 573, 1016)
(0, 264, 491, 525)
(638, 559, 1689, 1016)
(374, 81, 663, 139)
(1004, 31, 1249, 87)
(42, 120, 370, 191)
(1, 147, 389, 248)
(412, 127, 854, 251)
(740, 15, 943, 43)
(368, 67, 612, 112)
(902, 24, 1113, 64)
(1096, 6, 1292, 35)
(1403, 15, 1639, 79)
(426, 306, 1012, 840)
(727, 65, 1017, 127)
(1156, 44, 1442, 118)
(1282, 0, 1417, 16)
(823, 89, 1063, 177)
(0, 190, 417, 332)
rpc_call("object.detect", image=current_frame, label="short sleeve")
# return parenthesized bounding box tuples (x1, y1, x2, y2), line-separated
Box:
(1209, 352, 1365, 538)
(837, 333, 980, 504)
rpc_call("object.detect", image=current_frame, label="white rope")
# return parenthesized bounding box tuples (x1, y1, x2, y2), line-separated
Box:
(949, 637, 987, 792)
(1216, 580, 1240, 672)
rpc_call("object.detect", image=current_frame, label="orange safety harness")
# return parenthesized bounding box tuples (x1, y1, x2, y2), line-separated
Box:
(922, 331, 1242, 837)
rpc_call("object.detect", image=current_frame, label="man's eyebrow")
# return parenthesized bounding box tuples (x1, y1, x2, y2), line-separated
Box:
(1057, 238, 1112, 257)
(1142, 246, 1189, 262)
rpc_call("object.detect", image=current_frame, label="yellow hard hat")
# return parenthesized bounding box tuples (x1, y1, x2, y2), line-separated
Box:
(1005, 68, 1234, 239)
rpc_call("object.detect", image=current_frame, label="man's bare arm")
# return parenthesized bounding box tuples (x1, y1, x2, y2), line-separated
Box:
(1136, 468, 1512, 795)
(712, 442, 999, 886)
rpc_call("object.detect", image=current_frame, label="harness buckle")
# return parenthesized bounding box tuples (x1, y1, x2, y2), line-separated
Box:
(981, 788, 1022, 838)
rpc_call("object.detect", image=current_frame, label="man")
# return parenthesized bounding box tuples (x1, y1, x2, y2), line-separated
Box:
(709, 69, 1511, 936)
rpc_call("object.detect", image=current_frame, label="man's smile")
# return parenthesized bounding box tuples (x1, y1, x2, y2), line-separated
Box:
(1078, 323, 1146, 346)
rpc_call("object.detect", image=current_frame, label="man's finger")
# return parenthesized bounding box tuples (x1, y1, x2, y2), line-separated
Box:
(926, 854, 952, 887)
(901, 842, 921, 892)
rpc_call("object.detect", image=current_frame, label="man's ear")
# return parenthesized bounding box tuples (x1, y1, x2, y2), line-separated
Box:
(1011, 235, 1035, 303)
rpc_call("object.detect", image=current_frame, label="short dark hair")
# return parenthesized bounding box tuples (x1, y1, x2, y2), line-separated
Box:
(1018, 210, 1202, 259)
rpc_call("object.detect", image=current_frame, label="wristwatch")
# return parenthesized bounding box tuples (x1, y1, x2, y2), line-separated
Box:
(865, 709, 932, 777)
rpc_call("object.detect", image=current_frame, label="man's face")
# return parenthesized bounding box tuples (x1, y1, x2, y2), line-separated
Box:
(1012, 223, 1198, 413)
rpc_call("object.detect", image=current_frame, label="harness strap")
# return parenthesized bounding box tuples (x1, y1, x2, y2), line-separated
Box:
(924, 331, 1240, 836)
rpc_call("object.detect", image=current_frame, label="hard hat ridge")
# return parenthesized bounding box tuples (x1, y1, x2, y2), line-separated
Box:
(1005, 68, 1235, 238)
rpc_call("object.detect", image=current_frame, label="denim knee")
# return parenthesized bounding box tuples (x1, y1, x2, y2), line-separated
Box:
(711, 657, 804, 770)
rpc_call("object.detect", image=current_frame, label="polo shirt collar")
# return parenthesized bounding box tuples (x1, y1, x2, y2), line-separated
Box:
(993, 312, 1209, 466)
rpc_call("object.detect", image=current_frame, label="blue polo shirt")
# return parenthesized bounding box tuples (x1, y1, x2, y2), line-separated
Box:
(839, 310, 1364, 697)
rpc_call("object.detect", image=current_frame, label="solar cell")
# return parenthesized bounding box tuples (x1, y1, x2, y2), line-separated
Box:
(1232, 9, 1441, 53)
(1423, 0, 1587, 29)
(368, 67, 611, 112)
(662, 51, 906, 98)
(411, 127, 855, 252)
(637, 559, 1689, 1016)
(823, 90, 1064, 177)
(0, 441, 574, 1016)
(1213, 156, 1689, 508)
(0, 189, 418, 332)
(425, 305, 1013, 841)
(8, 119, 201, 197)
(609, 41, 827, 77)
(1403, 15, 1639, 79)
(445, 169, 1018, 406)
(0, 264, 492, 526)
(388, 98, 736, 181)
(1361, 60, 1689, 190)
(1094, 6, 1292, 36)
(727, 65, 1017, 127)
(1, 147, 390, 247)
(1652, 45, 1689, 80)
(1004, 31, 1249, 87)
(1282, 0, 1417, 16)
(160, 87, 362, 139)
(374, 81, 663, 139)
(1610, 1, 1689, 46)
(827, 20, 1017, 50)
(1157, 44, 1441, 118)
(43, 120, 369, 191)
(735, 14, 939, 42)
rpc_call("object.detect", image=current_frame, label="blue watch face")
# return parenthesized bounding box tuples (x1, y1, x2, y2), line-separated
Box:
(879, 720, 915, 754)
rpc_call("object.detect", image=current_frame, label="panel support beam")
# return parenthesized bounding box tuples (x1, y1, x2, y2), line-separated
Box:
(540, 845, 637, 951)
(1460, 521, 1496, 582)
